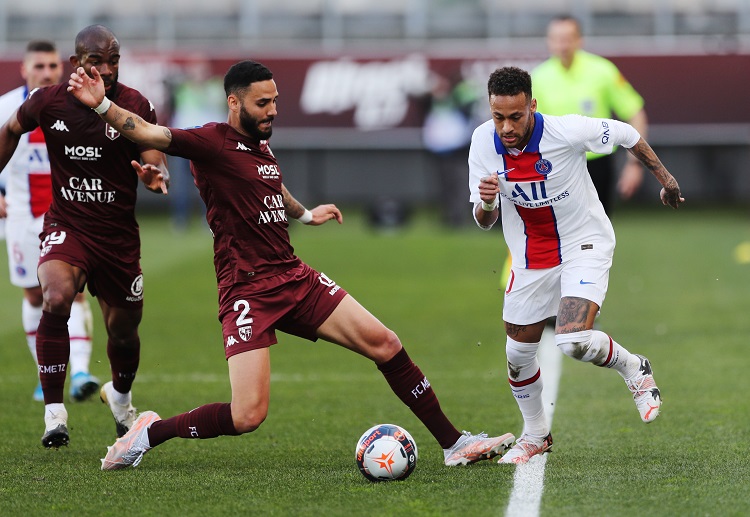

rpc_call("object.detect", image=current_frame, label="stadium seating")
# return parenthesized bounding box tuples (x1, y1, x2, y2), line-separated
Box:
(0, 0, 747, 49)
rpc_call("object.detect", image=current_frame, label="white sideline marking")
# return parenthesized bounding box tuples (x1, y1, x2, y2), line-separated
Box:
(505, 327, 562, 517)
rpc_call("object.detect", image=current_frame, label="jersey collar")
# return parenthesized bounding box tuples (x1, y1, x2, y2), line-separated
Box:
(493, 112, 544, 155)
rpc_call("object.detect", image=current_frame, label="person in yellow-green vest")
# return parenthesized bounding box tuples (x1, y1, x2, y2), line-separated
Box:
(533, 15, 648, 215)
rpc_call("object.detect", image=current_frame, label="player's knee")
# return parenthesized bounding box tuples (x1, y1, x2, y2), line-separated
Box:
(506, 338, 539, 368)
(41, 287, 73, 314)
(357, 325, 402, 364)
(231, 404, 268, 434)
(555, 330, 593, 361)
(105, 326, 140, 348)
(372, 328, 402, 363)
(506, 337, 539, 380)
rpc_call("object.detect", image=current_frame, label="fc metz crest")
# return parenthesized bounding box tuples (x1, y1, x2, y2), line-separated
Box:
(105, 123, 120, 141)
(238, 326, 253, 341)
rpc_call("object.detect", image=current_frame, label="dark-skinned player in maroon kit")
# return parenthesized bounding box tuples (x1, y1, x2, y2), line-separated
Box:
(0, 25, 169, 449)
(69, 60, 514, 470)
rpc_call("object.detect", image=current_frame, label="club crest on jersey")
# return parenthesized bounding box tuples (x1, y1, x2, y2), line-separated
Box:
(534, 159, 552, 176)
(126, 274, 144, 302)
(238, 326, 253, 341)
(105, 124, 120, 141)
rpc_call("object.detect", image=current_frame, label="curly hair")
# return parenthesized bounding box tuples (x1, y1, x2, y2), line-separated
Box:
(487, 67, 532, 100)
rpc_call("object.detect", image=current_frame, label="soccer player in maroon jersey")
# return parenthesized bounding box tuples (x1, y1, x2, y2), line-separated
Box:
(0, 40, 100, 404)
(0, 25, 169, 449)
(69, 60, 516, 470)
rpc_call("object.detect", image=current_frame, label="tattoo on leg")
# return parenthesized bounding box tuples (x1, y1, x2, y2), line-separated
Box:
(505, 323, 527, 339)
(557, 297, 590, 332)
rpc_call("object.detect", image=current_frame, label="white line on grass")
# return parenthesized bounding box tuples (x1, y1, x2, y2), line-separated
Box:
(505, 327, 562, 517)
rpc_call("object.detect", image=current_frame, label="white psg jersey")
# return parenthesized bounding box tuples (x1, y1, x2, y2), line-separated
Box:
(469, 113, 640, 269)
(0, 85, 52, 219)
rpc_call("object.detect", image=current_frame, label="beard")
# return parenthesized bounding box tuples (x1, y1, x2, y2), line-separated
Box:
(103, 72, 119, 99)
(239, 104, 273, 141)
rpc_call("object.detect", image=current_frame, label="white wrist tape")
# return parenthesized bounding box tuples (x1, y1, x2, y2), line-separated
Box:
(297, 209, 313, 224)
(93, 97, 111, 115)
(481, 198, 498, 212)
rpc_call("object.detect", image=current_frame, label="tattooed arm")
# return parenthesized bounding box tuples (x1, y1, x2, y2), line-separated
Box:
(67, 66, 172, 151)
(627, 137, 685, 209)
(280, 183, 306, 220)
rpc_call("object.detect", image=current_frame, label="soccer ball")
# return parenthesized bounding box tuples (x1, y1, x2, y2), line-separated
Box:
(355, 423, 418, 482)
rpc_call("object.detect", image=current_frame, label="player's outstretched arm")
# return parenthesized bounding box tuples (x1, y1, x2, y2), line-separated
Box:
(68, 66, 172, 151)
(627, 137, 685, 209)
(0, 109, 25, 173)
(281, 183, 343, 225)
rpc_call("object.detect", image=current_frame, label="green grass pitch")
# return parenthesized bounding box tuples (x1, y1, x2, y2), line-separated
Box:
(1, 206, 749, 516)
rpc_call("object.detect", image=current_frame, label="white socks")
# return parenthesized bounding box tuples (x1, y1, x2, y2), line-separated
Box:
(68, 300, 93, 376)
(555, 329, 640, 379)
(44, 403, 68, 430)
(506, 337, 548, 438)
(111, 385, 132, 406)
(22, 298, 42, 364)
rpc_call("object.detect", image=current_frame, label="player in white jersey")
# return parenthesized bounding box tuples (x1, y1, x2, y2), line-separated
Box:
(469, 67, 684, 464)
(0, 41, 99, 402)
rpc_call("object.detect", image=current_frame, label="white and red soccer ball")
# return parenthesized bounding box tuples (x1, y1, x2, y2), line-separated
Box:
(355, 424, 418, 482)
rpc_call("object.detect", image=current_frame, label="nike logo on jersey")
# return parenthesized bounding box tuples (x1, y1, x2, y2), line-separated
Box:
(496, 168, 516, 177)
(236, 142, 251, 151)
(50, 120, 69, 132)
(579, 280, 596, 285)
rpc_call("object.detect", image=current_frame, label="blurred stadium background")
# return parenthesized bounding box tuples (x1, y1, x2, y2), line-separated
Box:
(0, 0, 748, 217)
(2, 4, 750, 514)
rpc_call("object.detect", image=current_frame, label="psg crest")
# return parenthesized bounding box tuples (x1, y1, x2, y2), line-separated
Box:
(534, 159, 552, 176)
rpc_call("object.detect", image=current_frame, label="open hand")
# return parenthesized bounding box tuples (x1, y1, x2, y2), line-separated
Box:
(131, 160, 169, 194)
(308, 204, 343, 225)
(67, 66, 106, 109)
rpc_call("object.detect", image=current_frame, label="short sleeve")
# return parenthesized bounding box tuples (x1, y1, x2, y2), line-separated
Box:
(134, 97, 158, 153)
(16, 87, 45, 132)
(166, 125, 223, 161)
(562, 114, 640, 155)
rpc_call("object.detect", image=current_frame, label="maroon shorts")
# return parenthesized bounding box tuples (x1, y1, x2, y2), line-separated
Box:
(217, 262, 348, 359)
(38, 224, 143, 309)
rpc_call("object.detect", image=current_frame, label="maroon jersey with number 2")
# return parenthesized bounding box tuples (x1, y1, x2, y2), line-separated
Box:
(166, 123, 347, 358)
